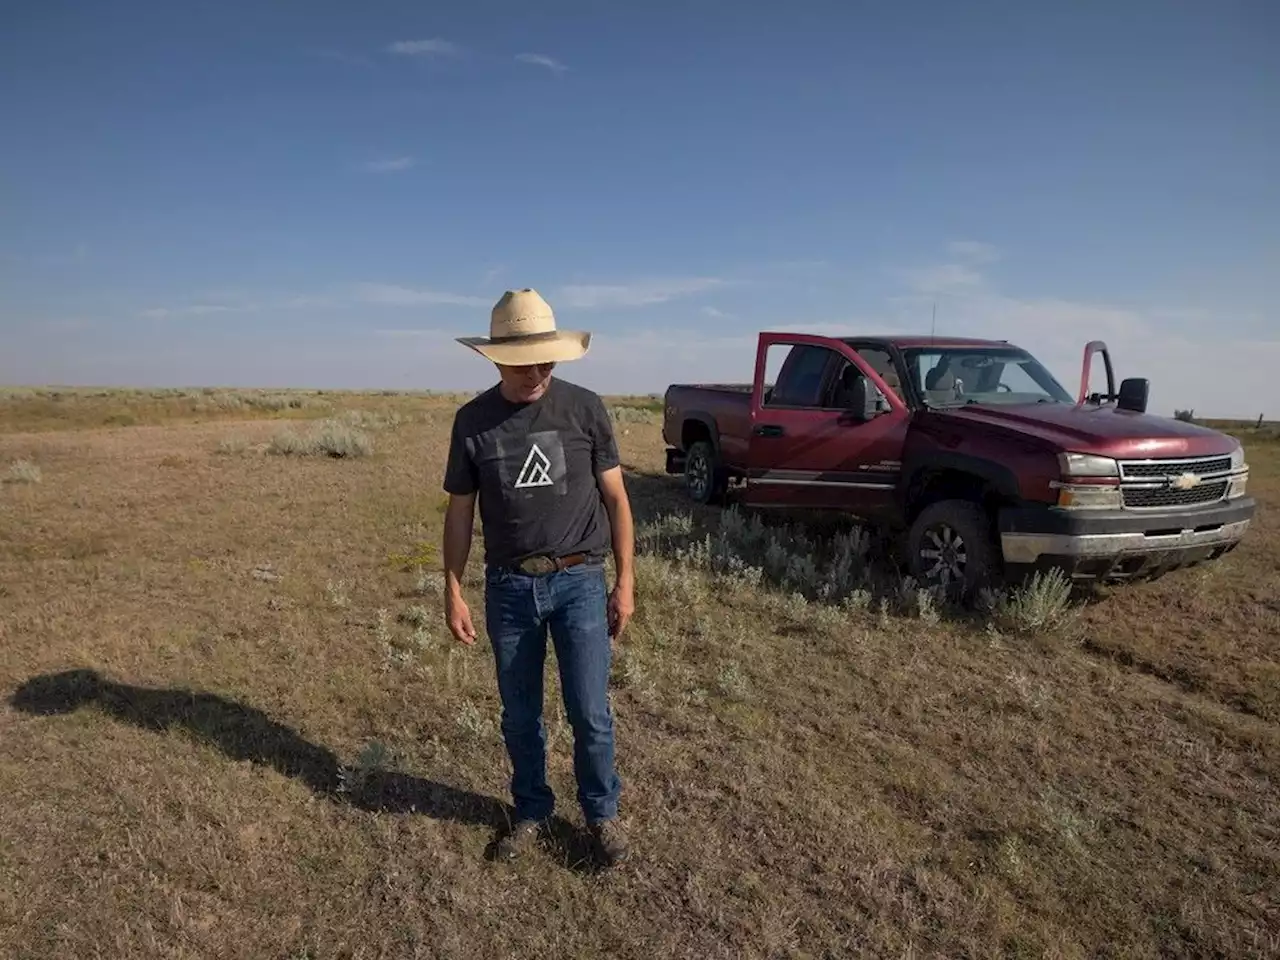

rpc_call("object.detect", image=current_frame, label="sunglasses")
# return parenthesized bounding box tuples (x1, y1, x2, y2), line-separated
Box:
(505, 362, 556, 375)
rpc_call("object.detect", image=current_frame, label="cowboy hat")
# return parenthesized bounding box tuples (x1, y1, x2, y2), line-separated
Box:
(456, 288, 591, 365)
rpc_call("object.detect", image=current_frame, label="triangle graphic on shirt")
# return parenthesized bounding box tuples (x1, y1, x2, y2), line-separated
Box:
(514, 442, 554, 489)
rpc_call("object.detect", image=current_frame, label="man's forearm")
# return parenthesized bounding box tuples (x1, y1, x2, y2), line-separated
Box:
(442, 496, 474, 598)
(605, 492, 635, 587)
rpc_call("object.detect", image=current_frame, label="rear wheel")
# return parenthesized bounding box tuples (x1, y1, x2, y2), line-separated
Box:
(684, 440, 726, 504)
(907, 500, 999, 597)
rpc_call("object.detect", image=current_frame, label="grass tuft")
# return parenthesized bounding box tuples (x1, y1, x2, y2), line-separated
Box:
(324, 579, 350, 608)
(982, 569, 1077, 635)
(267, 421, 373, 458)
(716, 660, 750, 701)
(399, 604, 431, 628)
(5, 458, 42, 483)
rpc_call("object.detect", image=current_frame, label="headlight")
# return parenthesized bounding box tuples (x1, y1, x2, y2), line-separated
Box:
(1058, 453, 1120, 477)
(1230, 445, 1246, 471)
(1053, 483, 1124, 509)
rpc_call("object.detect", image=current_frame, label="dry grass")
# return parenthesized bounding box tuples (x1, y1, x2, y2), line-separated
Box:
(1, 391, 1277, 959)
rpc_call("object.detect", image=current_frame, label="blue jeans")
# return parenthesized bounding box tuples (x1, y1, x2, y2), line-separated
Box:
(483, 561, 621, 824)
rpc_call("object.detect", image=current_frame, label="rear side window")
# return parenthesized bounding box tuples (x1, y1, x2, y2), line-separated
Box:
(766, 345, 834, 407)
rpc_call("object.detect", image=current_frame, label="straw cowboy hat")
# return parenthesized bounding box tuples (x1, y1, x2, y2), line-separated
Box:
(457, 288, 591, 366)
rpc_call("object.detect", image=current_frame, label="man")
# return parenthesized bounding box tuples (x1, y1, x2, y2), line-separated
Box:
(441, 288, 636, 867)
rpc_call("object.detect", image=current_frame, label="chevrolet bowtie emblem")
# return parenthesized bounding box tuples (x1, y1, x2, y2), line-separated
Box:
(1171, 472, 1200, 491)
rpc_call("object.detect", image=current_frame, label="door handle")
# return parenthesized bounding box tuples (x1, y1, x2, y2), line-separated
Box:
(753, 424, 785, 437)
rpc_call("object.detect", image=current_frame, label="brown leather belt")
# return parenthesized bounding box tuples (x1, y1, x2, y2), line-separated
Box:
(513, 553, 588, 575)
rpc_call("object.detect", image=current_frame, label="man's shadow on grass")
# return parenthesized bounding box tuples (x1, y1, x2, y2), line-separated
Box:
(9, 668, 603, 873)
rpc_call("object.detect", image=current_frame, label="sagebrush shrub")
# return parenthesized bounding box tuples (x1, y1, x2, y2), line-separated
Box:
(609, 405, 661, 425)
(267, 420, 373, 458)
(643, 506, 873, 605)
(716, 660, 750, 701)
(983, 569, 1076, 634)
(311, 422, 373, 458)
(5, 459, 41, 484)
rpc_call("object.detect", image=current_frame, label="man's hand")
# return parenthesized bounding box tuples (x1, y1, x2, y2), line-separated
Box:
(596, 465, 636, 640)
(607, 579, 634, 639)
(446, 592, 477, 646)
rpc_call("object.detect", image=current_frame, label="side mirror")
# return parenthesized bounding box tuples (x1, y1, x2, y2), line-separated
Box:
(1117, 377, 1149, 414)
(845, 376, 880, 421)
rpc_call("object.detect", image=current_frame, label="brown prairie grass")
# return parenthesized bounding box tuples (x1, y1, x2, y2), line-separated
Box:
(0, 391, 1277, 959)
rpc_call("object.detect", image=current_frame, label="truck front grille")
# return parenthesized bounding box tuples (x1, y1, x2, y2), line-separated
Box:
(1122, 481, 1229, 509)
(1117, 455, 1234, 510)
(1120, 457, 1232, 479)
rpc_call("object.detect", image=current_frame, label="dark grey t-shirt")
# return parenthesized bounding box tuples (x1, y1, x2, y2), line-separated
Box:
(442, 377, 621, 569)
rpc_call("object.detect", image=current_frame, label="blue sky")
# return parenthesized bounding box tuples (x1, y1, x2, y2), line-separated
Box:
(3, 0, 1277, 417)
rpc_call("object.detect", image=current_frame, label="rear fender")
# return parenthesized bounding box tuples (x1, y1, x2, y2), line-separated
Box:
(681, 413, 722, 458)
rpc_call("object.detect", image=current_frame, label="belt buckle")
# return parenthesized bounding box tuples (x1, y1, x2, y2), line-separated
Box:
(518, 555, 557, 575)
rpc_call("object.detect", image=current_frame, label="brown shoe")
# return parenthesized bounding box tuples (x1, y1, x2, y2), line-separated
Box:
(495, 819, 543, 861)
(589, 819, 629, 866)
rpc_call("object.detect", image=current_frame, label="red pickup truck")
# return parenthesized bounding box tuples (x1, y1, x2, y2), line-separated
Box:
(662, 331, 1255, 593)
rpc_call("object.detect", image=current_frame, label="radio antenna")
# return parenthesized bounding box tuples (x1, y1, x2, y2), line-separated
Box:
(930, 300, 937, 341)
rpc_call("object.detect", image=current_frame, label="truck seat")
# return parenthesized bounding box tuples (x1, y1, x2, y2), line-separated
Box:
(924, 366, 957, 404)
(830, 364, 863, 407)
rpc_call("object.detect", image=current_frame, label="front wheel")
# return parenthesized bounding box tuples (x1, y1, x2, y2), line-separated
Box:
(684, 440, 725, 504)
(907, 500, 1000, 597)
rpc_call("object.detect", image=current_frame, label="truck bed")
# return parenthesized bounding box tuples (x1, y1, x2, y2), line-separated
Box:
(665, 382, 753, 393)
(662, 382, 756, 473)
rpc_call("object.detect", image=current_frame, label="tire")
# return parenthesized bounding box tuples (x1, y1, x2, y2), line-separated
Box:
(684, 440, 726, 505)
(907, 500, 1000, 597)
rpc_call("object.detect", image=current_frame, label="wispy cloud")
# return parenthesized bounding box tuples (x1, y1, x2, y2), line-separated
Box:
(557, 277, 724, 309)
(279, 295, 339, 310)
(373, 327, 460, 339)
(700, 306, 733, 319)
(387, 39, 463, 57)
(515, 53, 568, 74)
(139, 285, 485, 321)
(353, 283, 489, 307)
(362, 156, 415, 174)
(42, 317, 94, 332)
(898, 262, 985, 295)
(139, 304, 245, 320)
(946, 240, 1001, 264)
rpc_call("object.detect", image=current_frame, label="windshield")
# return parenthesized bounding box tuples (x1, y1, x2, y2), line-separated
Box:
(900, 346, 1073, 407)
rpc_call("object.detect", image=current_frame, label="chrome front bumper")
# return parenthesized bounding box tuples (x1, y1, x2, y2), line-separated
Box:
(1001, 518, 1252, 564)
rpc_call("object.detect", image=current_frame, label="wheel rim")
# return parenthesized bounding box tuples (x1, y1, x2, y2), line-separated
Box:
(687, 451, 709, 498)
(919, 524, 967, 585)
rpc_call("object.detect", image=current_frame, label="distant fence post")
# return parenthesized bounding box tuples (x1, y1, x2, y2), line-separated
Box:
(1258, 413, 1265, 429)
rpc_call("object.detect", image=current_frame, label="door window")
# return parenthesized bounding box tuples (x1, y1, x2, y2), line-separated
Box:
(763, 344, 839, 408)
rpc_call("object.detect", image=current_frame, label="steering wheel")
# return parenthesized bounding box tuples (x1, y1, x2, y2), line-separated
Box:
(996, 383, 1012, 393)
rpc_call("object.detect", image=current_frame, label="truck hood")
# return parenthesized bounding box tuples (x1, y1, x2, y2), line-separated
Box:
(931, 402, 1240, 459)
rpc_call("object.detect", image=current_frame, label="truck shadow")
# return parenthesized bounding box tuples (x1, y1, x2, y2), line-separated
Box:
(8, 668, 603, 873)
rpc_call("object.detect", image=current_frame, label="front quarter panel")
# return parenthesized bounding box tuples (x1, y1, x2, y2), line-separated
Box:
(903, 413, 1062, 506)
